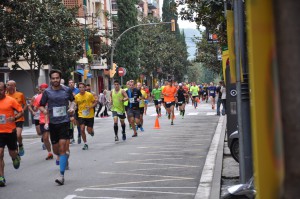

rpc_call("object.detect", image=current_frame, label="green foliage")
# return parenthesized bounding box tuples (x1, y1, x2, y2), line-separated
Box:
(195, 31, 222, 74)
(187, 62, 218, 83)
(0, 0, 83, 90)
(115, 0, 140, 81)
(179, 0, 227, 45)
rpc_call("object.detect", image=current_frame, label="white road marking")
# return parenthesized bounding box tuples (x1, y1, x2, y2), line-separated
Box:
(75, 187, 194, 196)
(100, 171, 193, 180)
(128, 166, 200, 172)
(115, 162, 199, 168)
(115, 158, 182, 163)
(128, 153, 202, 158)
(187, 112, 198, 115)
(71, 196, 129, 199)
(112, 186, 196, 189)
(64, 195, 77, 199)
(206, 112, 216, 115)
(77, 178, 195, 190)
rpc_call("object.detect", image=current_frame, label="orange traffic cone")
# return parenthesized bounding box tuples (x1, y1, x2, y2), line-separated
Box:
(154, 117, 160, 129)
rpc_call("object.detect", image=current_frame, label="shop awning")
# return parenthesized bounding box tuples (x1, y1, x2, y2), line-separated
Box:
(75, 69, 92, 78)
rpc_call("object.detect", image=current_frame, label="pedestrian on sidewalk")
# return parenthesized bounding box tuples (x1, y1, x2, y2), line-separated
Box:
(220, 81, 226, 115)
(216, 81, 222, 116)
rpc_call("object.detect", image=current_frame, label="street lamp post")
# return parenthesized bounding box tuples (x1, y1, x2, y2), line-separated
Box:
(110, 21, 175, 87)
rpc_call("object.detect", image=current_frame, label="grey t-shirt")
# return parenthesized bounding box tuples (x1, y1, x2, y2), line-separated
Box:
(40, 85, 74, 124)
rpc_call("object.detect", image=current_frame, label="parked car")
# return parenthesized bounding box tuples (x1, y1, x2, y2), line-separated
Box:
(228, 130, 239, 163)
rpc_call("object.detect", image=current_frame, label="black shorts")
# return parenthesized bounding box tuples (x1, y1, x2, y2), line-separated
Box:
(192, 96, 198, 99)
(40, 124, 49, 134)
(127, 108, 140, 119)
(34, 120, 40, 126)
(112, 111, 126, 119)
(161, 98, 164, 103)
(49, 122, 70, 144)
(75, 109, 79, 120)
(210, 95, 216, 98)
(0, 130, 17, 150)
(69, 128, 74, 139)
(154, 100, 162, 106)
(177, 101, 185, 106)
(139, 107, 145, 114)
(165, 101, 175, 108)
(78, 117, 94, 128)
(15, 121, 24, 128)
(125, 106, 128, 112)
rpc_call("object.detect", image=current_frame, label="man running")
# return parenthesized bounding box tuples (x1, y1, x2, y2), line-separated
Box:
(68, 80, 80, 144)
(0, 82, 22, 187)
(6, 80, 27, 157)
(137, 83, 146, 132)
(143, 85, 150, 115)
(39, 69, 75, 185)
(126, 81, 142, 137)
(74, 82, 97, 150)
(208, 82, 217, 110)
(33, 83, 54, 160)
(177, 83, 187, 119)
(162, 80, 177, 125)
(190, 82, 199, 109)
(151, 83, 162, 117)
(161, 81, 168, 115)
(110, 80, 128, 141)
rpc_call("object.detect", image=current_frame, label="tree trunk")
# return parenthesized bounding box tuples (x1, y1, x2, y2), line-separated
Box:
(274, 0, 300, 198)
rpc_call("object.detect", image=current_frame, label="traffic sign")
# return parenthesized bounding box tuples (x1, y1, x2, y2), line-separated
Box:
(118, 67, 126, 77)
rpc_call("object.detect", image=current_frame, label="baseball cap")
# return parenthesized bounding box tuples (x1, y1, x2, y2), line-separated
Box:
(179, 83, 182, 86)
(39, 83, 48, 89)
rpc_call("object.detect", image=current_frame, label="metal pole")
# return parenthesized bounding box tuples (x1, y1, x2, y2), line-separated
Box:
(233, 0, 245, 183)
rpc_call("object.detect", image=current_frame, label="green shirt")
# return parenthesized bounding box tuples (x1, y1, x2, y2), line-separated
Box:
(151, 88, 162, 100)
(190, 86, 199, 96)
(112, 89, 125, 113)
(123, 88, 128, 106)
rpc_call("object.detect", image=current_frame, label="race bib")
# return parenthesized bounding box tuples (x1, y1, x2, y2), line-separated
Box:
(82, 109, 90, 116)
(129, 98, 135, 103)
(178, 101, 183, 104)
(157, 99, 162, 102)
(53, 106, 67, 117)
(0, 114, 6, 124)
(210, 90, 214, 94)
(166, 102, 171, 104)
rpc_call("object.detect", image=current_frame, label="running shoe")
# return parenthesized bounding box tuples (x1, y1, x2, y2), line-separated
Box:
(77, 137, 81, 144)
(18, 146, 24, 156)
(71, 139, 75, 144)
(90, 131, 94, 137)
(0, 176, 6, 187)
(115, 136, 119, 142)
(122, 133, 126, 141)
(140, 127, 145, 132)
(82, 144, 88, 150)
(46, 153, 53, 160)
(12, 155, 21, 169)
(132, 134, 138, 137)
(56, 159, 60, 165)
(55, 175, 64, 185)
(171, 121, 174, 125)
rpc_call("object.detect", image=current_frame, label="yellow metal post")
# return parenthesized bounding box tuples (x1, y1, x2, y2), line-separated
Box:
(246, 0, 284, 198)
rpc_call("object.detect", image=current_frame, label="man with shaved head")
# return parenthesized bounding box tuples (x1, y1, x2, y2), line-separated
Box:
(6, 80, 27, 157)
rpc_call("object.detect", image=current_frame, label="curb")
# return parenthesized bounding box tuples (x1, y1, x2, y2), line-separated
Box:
(194, 115, 227, 199)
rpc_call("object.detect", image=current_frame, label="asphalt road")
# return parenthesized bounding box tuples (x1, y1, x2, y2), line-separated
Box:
(2, 102, 219, 199)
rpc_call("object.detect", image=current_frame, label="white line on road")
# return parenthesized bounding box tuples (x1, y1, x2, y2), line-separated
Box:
(74, 187, 194, 196)
(128, 166, 200, 172)
(206, 112, 216, 115)
(99, 171, 194, 180)
(112, 186, 196, 189)
(115, 162, 199, 168)
(187, 112, 199, 115)
(64, 195, 77, 199)
(67, 196, 129, 199)
(115, 157, 182, 163)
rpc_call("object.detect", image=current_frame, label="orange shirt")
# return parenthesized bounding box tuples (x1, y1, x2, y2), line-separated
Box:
(0, 96, 23, 133)
(162, 85, 177, 102)
(6, 91, 26, 122)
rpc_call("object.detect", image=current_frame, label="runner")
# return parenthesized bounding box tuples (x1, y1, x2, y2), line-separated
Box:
(39, 69, 75, 185)
(162, 80, 177, 125)
(6, 80, 27, 157)
(33, 83, 54, 160)
(183, 82, 189, 104)
(68, 80, 80, 144)
(216, 82, 222, 116)
(137, 83, 146, 132)
(110, 80, 128, 141)
(143, 85, 150, 115)
(203, 83, 208, 103)
(177, 83, 187, 119)
(151, 83, 162, 117)
(174, 82, 179, 111)
(161, 81, 168, 115)
(126, 81, 142, 137)
(74, 82, 97, 150)
(208, 82, 217, 110)
(190, 82, 199, 109)
(0, 82, 22, 187)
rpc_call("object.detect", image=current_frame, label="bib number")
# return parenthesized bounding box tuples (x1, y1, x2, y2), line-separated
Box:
(166, 102, 171, 104)
(82, 109, 90, 116)
(0, 114, 6, 124)
(178, 101, 183, 104)
(157, 99, 162, 102)
(53, 106, 67, 117)
(129, 98, 135, 103)
(210, 90, 214, 94)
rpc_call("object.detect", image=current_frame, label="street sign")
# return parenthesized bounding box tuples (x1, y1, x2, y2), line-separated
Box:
(118, 67, 126, 77)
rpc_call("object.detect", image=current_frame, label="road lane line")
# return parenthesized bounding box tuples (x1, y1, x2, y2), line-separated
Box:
(115, 162, 199, 168)
(115, 157, 183, 163)
(100, 171, 194, 179)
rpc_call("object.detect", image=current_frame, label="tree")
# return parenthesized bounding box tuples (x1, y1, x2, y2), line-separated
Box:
(0, 0, 83, 91)
(115, 0, 140, 81)
(179, 0, 227, 45)
(195, 30, 222, 74)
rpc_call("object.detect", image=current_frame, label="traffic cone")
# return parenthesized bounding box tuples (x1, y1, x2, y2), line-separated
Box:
(154, 117, 160, 129)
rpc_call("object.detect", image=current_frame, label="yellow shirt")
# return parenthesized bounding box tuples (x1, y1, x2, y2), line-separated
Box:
(75, 92, 95, 118)
(139, 90, 147, 108)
